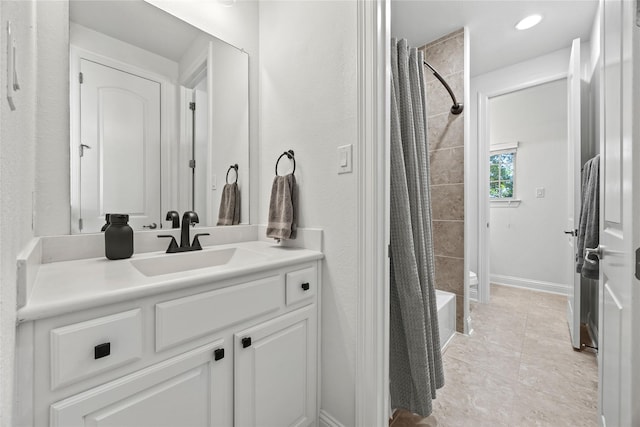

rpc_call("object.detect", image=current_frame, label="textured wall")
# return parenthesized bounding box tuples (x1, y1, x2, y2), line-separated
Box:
(0, 2, 69, 425)
(259, 2, 358, 425)
(420, 29, 466, 332)
(34, 1, 70, 237)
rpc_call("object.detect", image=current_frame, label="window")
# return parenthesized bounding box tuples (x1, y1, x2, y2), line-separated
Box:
(489, 150, 516, 199)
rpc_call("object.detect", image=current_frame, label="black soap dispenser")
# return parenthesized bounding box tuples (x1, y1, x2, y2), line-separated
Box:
(104, 214, 134, 260)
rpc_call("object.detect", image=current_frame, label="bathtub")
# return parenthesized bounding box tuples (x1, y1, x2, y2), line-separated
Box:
(436, 290, 456, 350)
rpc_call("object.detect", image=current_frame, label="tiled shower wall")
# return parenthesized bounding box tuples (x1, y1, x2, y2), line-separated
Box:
(420, 29, 465, 332)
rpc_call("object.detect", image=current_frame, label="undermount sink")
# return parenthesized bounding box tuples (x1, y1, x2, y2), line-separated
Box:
(131, 247, 266, 277)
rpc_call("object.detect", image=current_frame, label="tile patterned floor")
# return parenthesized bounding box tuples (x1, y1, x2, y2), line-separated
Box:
(390, 284, 598, 427)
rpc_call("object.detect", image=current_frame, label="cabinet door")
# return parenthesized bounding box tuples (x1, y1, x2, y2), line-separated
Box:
(50, 340, 230, 427)
(234, 306, 317, 427)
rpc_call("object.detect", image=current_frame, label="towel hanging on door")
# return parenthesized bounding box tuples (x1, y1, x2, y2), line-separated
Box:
(576, 154, 600, 279)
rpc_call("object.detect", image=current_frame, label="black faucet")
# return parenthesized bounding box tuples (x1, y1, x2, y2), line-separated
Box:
(166, 211, 180, 229)
(157, 211, 209, 253)
(180, 211, 199, 248)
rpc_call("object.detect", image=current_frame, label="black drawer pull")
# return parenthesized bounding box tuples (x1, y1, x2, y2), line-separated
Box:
(301, 282, 310, 291)
(242, 337, 252, 348)
(214, 348, 225, 361)
(94, 342, 111, 359)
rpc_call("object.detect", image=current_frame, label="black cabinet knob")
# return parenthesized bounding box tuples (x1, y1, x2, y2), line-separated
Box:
(301, 282, 310, 291)
(214, 348, 225, 361)
(94, 342, 111, 359)
(242, 337, 252, 348)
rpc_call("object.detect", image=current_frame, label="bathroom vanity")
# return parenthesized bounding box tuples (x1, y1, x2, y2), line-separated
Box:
(15, 237, 322, 427)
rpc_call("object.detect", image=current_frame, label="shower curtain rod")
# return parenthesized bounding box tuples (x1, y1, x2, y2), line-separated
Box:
(423, 61, 464, 115)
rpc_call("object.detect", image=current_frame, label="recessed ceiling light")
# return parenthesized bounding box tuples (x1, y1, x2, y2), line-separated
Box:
(515, 14, 543, 30)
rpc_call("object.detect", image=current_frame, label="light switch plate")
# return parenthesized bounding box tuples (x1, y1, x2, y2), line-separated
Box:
(337, 144, 353, 174)
(536, 187, 545, 198)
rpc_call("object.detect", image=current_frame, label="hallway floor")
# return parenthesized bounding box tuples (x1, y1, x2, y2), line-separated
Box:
(390, 284, 599, 427)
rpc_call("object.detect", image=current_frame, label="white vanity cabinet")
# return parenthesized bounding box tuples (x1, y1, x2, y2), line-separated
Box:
(49, 340, 230, 427)
(16, 260, 320, 427)
(234, 305, 316, 427)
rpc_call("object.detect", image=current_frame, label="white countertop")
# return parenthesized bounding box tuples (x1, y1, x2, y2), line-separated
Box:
(17, 241, 323, 322)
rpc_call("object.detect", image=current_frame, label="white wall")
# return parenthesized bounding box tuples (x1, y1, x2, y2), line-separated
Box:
(70, 23, 180, 80)
(489, 79, 569, 288)
(259, 2, 358, 425)
(0, 2, 69, 425)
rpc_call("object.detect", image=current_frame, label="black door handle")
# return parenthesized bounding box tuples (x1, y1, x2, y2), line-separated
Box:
(301, 282, 310, 291)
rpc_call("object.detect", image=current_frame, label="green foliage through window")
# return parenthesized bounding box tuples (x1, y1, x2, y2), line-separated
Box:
(489, 152, 515, 198)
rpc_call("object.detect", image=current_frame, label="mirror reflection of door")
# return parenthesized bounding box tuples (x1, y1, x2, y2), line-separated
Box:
(69, 0, 250, 231)
(192, 76, 209, 221)
(79, 59, 161, 232)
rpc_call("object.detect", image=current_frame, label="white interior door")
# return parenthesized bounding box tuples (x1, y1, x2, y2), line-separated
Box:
(598, 0, 638, 425)
(79, 59, 161, 232)
(566, 38, 583, 350)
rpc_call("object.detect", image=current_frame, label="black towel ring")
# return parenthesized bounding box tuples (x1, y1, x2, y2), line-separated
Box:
(226, 164, 239, 184)
(275, 150, 295, 176)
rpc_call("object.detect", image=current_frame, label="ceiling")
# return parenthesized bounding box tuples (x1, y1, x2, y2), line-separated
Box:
(70, 0, 203, 63)
(391, 0, 599, 77)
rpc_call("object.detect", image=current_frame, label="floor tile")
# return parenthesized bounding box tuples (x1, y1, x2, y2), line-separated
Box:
(511, 383, 598, 427)
(445, 332, 522, 381)
(392, 284, 599, 426)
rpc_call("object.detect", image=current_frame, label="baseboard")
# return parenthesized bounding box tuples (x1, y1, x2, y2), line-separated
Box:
(490, 274, 569, 295)
(319, 410, 346, 427)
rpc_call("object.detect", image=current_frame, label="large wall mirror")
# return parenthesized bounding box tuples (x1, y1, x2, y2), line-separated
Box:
(69, 0, 249, 233)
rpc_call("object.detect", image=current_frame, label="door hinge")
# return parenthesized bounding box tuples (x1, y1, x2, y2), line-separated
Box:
(635, 248, 640, 280)
(79, 72, 83, 84)
(388, 244, 391, 258)
(78, 218, 83, 231)
(189, 102, 196, 111)
(189, 159, 196, 169)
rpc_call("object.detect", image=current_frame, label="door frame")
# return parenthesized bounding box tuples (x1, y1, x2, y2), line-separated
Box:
(69, 46, 174, 233)
(354, 0, 390, 426)
(177, 47, 209, 218)
(476, 72, 567, 305)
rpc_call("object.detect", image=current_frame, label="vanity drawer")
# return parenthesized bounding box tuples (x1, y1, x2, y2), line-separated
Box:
(50, 309, 143, 390)
(155, 275, 283, 351)
(285, 265, 317, 306)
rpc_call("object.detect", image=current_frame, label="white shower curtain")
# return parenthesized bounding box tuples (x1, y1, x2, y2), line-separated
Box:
(389, 38, 444, 417)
